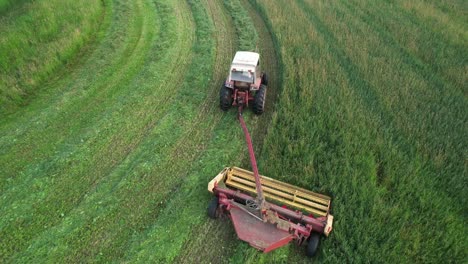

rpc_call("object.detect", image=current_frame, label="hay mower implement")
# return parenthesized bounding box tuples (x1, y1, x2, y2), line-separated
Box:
(207, 52, 333, 257)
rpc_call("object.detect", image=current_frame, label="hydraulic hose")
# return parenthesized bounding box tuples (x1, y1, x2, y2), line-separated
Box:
(238, 106, 265, 206)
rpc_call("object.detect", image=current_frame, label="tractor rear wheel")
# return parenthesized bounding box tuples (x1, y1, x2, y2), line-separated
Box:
(253, 84, 267, 115)
(207, 197, 220, 219)
(220, 85, 232, 111)
(306, 232, 320, 257)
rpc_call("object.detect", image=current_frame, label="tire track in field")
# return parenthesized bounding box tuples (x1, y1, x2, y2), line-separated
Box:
(0, 0, 145, 158)
(146, 0, 237, 165)
(121, 0, 275, 260)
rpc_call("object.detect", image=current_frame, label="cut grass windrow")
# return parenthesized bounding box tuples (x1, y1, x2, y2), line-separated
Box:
(0, 0, 104, 114)
(1, 0, 188, 260)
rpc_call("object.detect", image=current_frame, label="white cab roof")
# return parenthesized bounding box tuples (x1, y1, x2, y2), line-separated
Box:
(231, 51, 259, 67)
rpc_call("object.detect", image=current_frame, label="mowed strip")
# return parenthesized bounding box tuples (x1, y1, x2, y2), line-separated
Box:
(0, 0, 147, 183)
(120, 0, 264, 262)
(1, 0, 195, 261)
(134, 0, 243, 262)
(9, 0, 213, 262)
(0, 0, 104, 113)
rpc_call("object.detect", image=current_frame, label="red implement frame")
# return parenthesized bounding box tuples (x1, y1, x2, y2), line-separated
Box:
(211, 105, 330, 253)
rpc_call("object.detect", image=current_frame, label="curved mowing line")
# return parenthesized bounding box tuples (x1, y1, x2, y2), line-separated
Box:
(8, 0, 198, 261)
(0, 0, 149, 188)
(0, 0, 105, 114)
(119, 0, 244, 262)
(124, 2, 241, 262)
(0, 0, 157, 259)
(0, 0, 163, 199)
(2, 0, 197, 260)
(0, 0, 153, 205)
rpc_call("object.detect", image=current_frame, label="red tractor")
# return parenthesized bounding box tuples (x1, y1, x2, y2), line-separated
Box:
(212, 51, 334, 258)
(220, 51, 268, 114)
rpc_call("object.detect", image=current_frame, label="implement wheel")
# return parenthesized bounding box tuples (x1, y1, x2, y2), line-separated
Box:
(253, 84, 266, 115)
(220, 85, 233, 111)
(207, 197, 220, 219)
(306, 232, 320, 257)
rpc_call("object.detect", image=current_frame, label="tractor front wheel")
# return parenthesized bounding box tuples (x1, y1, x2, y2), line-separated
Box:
(261, 72, 268, 86)
(220, 85, 233, 111)
(207, 197, 220, 219)
(306, 232, 321, 257)
(253, 84, 267, 115)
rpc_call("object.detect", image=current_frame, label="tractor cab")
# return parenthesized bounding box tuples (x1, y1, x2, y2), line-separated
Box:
(220, 51, 268, 114)
(228, 51, 262, 90)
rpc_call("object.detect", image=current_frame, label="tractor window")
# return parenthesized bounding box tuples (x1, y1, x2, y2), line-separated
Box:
(231, 70, 254, 83)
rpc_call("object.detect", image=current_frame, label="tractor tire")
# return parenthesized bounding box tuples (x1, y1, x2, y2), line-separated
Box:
(261, 72, 268, 86)
(253, 84, 267, 115)
(220, 85, 232, 111)
(207, 197, 220, 219)
(306, 232, 321, 257)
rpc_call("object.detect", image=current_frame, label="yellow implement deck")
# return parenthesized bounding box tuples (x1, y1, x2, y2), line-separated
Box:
(209, 167, 331, 217)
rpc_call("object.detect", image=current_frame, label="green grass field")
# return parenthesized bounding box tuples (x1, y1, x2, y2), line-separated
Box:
(0, 0, 466, 262)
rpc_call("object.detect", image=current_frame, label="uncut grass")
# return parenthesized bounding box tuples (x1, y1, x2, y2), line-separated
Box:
(334, 0, 467, 210)
(0, 0, 182, 260)
(0, 0, 28, 14)
(336, 0, 467, 91)
(223, 0, 258, 51)
(0, 0, 104, 114)
(235, 0, 466, 262)
(425, 0, 468, 24)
